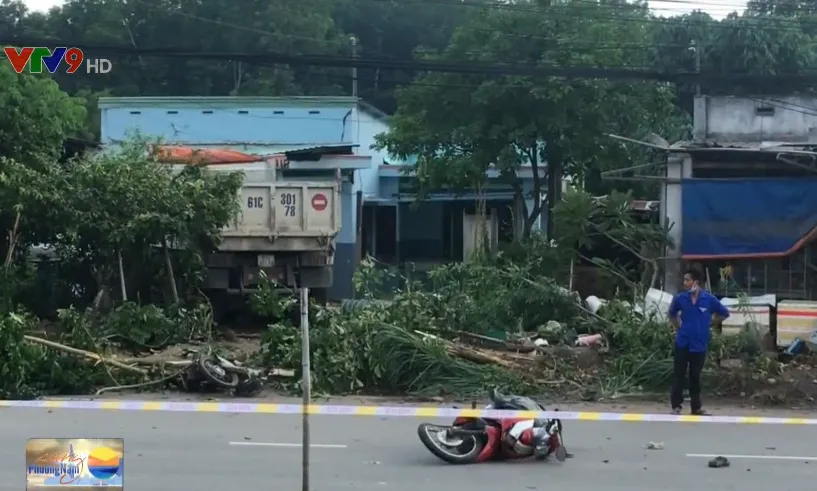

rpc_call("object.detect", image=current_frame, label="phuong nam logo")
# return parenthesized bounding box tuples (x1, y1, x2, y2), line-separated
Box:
(26, 438, 124, 488)
(87, 446, 121, 479)
(3, 47, 112, 74)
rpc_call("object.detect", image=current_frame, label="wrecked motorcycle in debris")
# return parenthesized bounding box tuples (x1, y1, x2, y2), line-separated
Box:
(183, 348, 264, 396)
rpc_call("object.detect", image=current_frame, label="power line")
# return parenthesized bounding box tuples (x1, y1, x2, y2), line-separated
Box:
(139, 0, 817, 52)
(146, 2, 666, 58)
(0, 35, 688, 80)
(113, 0, 675, 56)
(6, 34, 817, 86)
(24, 0, 817, 66)
(362, 0, 817, 33)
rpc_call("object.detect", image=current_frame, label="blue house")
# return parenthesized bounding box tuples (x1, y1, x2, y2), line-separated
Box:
(98, 96, 545, 299)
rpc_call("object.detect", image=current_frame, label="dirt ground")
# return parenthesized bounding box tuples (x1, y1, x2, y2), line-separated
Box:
(114, 335, 261, 364)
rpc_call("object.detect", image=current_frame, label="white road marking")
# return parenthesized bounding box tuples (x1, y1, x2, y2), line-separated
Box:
(687, 453, 817, 461)
(229, 441, 347, 448)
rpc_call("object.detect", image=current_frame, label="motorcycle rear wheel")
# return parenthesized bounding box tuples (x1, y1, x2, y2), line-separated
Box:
(417, 423, 485, 464)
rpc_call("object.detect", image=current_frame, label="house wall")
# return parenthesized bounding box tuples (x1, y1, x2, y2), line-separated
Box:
(352, 107, 392, 198)
(694, 95, 817, 142)
(99, 97, 357, 144)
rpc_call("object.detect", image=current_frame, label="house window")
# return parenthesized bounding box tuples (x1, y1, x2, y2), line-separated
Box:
(755, 106, 775, 116)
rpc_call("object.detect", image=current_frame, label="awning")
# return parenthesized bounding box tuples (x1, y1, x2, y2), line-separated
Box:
(682, 178, 817, 259)
(153, 145, 263, 164)
(152, 143, 359, 165)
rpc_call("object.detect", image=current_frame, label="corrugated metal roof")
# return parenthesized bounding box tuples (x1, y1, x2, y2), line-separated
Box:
(670, 140, 817, 155)
(284, 144, 358, 157)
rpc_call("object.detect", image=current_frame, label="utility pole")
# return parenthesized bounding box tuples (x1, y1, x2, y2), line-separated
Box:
(300, 287, 311, 491)
(350, 35, 358, 98)
(691, 39, 701, 96)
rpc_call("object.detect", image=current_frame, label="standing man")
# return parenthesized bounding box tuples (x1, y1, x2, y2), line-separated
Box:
(667, 265, 730, 415)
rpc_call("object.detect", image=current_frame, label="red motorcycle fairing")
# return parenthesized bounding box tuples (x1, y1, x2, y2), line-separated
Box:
(452, 416, 531, 462)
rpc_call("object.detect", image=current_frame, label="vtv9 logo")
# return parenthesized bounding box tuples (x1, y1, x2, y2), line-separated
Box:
(4, 47, 112, 74)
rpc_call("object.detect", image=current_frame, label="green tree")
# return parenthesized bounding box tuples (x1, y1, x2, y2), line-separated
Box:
(331, 0, 469, 112)
(649, 12, 817, 114)
(0, 65, 85, 274)
(21, 0, 348, 98)
(746, 0, 817, 16)
(376, 1, 686, 237)
(0, 137, 242, 309)
(0, 64, 86, 164)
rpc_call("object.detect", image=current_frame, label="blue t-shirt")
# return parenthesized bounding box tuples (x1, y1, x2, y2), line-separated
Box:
(668, 290, 730, 352)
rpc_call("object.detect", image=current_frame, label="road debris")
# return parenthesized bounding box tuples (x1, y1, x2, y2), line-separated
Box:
(708, 456, 730, 468)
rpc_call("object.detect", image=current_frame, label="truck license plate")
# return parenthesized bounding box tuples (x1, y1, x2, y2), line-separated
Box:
(257, 254, 275, 267)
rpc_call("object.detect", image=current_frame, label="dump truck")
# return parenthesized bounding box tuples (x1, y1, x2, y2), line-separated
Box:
(157, 146, 340, 299)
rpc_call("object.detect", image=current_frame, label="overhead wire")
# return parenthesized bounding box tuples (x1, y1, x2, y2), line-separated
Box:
(360, 0, 817, 33)
(11, 0, 817, 89)
(0, 34, 691, 79)
(29, 0, 817, 65)
(130, 0, 672, 56)
(6, 33, 817, 87)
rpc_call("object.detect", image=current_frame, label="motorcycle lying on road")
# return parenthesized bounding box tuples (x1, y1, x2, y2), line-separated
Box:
(185, 349, 264, 397)
(417, 390, 568, 465)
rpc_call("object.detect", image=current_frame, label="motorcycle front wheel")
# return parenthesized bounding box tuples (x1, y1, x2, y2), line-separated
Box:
(417, 423, 485, 464)
(198, 355, 239, 389)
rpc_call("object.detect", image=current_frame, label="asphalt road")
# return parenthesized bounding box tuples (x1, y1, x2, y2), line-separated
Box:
(8, 405, 817, 490)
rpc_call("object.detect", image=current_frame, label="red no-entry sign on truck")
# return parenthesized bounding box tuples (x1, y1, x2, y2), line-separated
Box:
(311, 193, 327, 211)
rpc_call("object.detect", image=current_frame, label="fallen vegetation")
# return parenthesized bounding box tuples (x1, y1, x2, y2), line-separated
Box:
(0, 139, 813, 405)
(251, 250, 773, 401)
(250, 192, 817, 406)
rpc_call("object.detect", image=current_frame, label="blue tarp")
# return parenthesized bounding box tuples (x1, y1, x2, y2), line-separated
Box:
(681, 178, 817, 258)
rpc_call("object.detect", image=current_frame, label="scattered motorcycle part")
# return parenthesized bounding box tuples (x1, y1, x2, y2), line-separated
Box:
(198, 355, 239, 389)
(417, 423, 484, 464)
(234, 376, 263, 397)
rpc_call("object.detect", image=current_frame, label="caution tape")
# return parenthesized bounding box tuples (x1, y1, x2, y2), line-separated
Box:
(0, 399, 814, 424)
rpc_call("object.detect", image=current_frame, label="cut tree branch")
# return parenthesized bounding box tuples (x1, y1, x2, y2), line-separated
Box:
(24, 335, 147, 375)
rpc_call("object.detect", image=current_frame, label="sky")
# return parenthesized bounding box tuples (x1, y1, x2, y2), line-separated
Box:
(22, 0, 746, 20)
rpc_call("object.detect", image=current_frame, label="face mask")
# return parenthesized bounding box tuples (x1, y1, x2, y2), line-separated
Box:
(688, 284, 699, 293)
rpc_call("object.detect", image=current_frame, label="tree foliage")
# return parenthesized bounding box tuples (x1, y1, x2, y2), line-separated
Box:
(0, 63, 86, 163)
(5, 0, 817, 144)
(2, 0, 474, 119)
(375, 1, 688, 235)
(0, 138, 242, 309)
(649, 12, 817, 113)
(0, 68, 245, 396)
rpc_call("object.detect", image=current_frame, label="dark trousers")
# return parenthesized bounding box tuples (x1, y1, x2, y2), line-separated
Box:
(670, 346, 706, 411)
